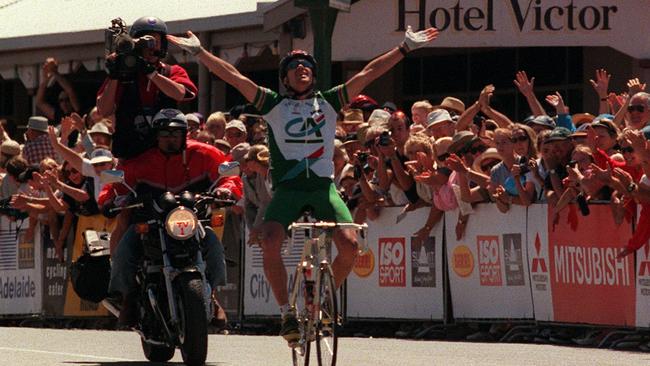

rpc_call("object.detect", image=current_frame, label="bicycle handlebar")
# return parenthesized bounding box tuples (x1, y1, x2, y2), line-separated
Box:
(285, 221, 369, 256)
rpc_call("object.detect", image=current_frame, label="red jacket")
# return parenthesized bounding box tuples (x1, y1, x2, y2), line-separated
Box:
(98, 140, 242, 205)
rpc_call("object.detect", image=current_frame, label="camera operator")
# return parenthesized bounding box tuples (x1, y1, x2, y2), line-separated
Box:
(96, 16, 197, 160)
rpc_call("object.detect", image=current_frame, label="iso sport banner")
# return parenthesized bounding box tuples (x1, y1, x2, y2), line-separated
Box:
(346, 206, 444, 320)
(0, 219, 42, 315)
(527, 204, 635, 326)
(446, 204, 534, 319)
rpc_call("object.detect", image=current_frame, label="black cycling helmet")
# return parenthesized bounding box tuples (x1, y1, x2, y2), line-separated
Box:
(279, 49, 317, 80)
(130, 16, 168, 58)
(152, 108, 187, 131)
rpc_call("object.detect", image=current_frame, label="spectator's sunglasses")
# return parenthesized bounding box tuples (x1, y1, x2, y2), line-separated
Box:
(437, 153, 450, 161)
(511, 135, 529, 143)
(58, 97, 70, 103)
(627, 105, 646, 113)
(620, 146, 635, 154)
(158, 129, 184, 137)
(65, 167, 80, 176)
(459, 144, 487, 155)
(287, 59, 314, 71)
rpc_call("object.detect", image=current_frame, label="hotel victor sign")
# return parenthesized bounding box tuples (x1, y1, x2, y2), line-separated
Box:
(322, 0, 650, 60)
(397, 0, 618, 32)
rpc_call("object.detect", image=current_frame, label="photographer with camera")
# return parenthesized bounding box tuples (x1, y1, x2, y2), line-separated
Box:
(96, 16, 197, 160)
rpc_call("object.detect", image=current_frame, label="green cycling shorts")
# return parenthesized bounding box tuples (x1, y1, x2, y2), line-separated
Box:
(263, 182, 353, 231)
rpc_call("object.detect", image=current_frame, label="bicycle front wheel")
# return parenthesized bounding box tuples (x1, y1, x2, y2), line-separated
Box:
(291, 273, 312, 366)
(316, 270, 338, 366)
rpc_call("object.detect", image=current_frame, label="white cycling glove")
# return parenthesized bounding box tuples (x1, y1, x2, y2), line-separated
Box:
(169, 32, 203, 56)
(401, 25, 432, 53)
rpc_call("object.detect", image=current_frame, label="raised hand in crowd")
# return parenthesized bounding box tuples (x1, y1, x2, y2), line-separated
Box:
(35, 57, 81, 123)
(589, 69, 611, 115)
(545, 92, 569, 115)
(627, 77, 646, 96)
(478, 84, 513, 128)
(514, 71, 545, 117)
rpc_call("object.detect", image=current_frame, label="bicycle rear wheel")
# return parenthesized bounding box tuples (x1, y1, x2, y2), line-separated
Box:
(316, 270, 338, 366)
(291, 273, 312, 366)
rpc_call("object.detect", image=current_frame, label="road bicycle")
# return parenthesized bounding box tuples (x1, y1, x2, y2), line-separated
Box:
(287, 215, 367, 366)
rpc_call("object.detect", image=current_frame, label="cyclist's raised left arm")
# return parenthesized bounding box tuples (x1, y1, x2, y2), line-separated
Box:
(346, 27, 438, 99)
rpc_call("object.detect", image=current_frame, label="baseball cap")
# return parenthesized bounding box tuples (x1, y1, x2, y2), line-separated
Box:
(427, 109, 453, 128)
(367, 109, 391, 127)
(185, 113, 200, 126)
(230, 142, 250, 162)
(226, 119, 247, 133)
(89, 148, 114, 165)
(448, 131, 476, 154)
(545, 127, 572, 142)
(527, 115, 555, 130)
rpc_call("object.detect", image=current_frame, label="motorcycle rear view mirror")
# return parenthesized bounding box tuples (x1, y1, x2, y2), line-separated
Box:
(208, 161, 241, 193)
(100, 169, 137, 197)
(218, 161, 240, 177)
(100, 169, 125, 184)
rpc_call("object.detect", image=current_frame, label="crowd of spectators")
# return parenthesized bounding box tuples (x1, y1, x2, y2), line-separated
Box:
(1, 54, 650, 273)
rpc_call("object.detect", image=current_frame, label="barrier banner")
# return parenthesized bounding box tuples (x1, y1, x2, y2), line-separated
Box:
(346, 207, 444, 320)
(529, 204, 635, 326)
(215, 210, 242, 318)
(243, 228, 308, 317)
(446, 205, 534, 319)
(42, 225, 73, 316)
(0, 218, 42, 315)
(635, 238, 650, 328)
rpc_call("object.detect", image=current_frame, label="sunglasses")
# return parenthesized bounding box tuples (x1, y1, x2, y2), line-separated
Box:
(158, 129, 184, 137)
(620, 146, 635, 154)
(58, 97, 70, 103)
(460, 144, 487, 155)
(287, 58, 314, 71)
(511, 135, 529, 143)
(627, 105, 646, 113)
(437, 153, 450, 161)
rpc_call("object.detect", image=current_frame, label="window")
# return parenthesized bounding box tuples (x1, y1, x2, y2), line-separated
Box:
(402, 47, 584, 121)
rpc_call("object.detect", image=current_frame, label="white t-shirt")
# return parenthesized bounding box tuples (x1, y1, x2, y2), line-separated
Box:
(81, 159, 104, 202)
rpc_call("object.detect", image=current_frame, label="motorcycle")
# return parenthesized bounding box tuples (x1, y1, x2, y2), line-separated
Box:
(101, 162, 239, 365)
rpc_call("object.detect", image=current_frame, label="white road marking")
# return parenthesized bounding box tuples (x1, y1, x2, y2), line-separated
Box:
(0, 346, 134, 361)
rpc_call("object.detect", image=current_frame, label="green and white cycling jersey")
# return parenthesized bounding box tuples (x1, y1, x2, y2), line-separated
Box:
(252, 84, 349, 190)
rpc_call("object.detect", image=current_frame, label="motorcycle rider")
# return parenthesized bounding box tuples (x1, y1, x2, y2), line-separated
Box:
(99, 108, 242, 326)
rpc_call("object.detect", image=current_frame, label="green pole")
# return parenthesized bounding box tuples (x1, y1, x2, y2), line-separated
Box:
(295, 0, 342, 91)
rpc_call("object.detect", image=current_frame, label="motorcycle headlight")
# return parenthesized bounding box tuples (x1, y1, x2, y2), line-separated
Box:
(164, 207, 198, 240)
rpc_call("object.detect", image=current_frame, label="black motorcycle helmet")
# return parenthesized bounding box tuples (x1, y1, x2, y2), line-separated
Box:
(152, 108, 188, 151)
(130, 16, 168, 58)
(279, 50, 317, 97)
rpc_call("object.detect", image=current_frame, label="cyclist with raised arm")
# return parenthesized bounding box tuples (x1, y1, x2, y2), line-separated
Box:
(168, 26, 438, 342)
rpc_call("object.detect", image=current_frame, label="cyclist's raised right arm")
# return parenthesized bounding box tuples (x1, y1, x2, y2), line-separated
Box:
(168, 31, 259, 103)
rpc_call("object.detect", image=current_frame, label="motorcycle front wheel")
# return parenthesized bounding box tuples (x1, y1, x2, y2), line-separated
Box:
(141, 338, 175, 362)
(176, 273, 208, 366)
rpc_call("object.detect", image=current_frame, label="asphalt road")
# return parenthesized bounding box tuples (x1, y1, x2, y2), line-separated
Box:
(2, 327, 650, 365)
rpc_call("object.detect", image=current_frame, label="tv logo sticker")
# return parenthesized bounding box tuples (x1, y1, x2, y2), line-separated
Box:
(379, 238, 406, 287)
(477, 235, 502, 286)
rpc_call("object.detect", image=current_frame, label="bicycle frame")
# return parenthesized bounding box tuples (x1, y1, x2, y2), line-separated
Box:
(286, 220, 367, 365)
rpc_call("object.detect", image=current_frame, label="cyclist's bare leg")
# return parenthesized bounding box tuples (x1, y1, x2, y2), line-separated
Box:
(257, 221, 289, 306)
(332, 228, 359, 289)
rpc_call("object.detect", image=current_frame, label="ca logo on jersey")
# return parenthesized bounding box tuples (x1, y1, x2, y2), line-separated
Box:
(284, 111, 325, 143)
